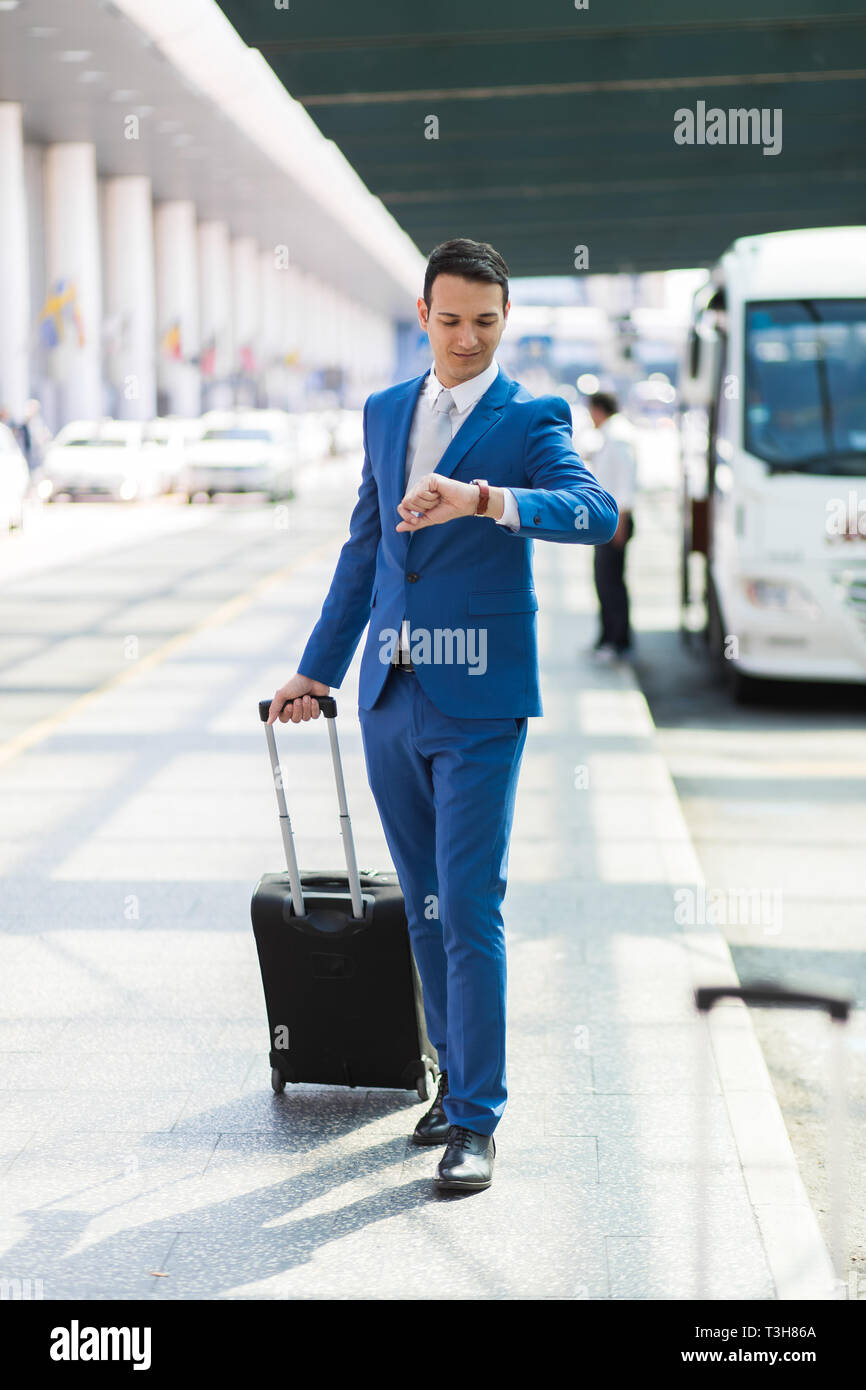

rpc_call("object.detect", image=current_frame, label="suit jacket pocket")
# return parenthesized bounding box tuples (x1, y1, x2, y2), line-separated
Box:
(467, 589, 539, 615)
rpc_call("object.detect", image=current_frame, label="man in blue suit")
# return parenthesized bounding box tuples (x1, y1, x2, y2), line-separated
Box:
(269, 239, 617, 1193)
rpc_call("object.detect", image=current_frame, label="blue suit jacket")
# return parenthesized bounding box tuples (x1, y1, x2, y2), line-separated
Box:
(298, 366, 618, 717)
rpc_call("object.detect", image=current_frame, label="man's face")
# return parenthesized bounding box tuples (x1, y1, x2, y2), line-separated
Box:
(589, 405, 606, 429)
(417, 274, 509, 387)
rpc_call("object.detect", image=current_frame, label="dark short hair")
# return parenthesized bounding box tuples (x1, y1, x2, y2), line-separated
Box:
(423, 238, 509, 310)
(589, 391, 618, 417)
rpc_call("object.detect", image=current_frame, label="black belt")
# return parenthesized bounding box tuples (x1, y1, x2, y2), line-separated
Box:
(391, 648, 415, 673)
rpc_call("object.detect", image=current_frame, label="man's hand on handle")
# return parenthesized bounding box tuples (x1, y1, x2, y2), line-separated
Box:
(267, 673, 331, 725)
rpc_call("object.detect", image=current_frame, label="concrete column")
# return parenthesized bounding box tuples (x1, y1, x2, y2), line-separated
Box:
(326, 283, 339, 368)
(322, 279, 336, 370)
(103, 175, 156, 420)
(153, 199, 201, 418)
(43, 142, 103, 423)
(347, 299, 365, 405)
(342, 298, 356, 405)
(22, 144, 54, 430)
(308, 273, 327, 368)
(231, 235, 258, 406)
(283, 264, 301, 363)
(282, 264, 304, 411)
(380, 313, 397, 387)
(291, 267, 307, 372)
(330, 287, 348, 402)
(340, 293, 352, 376)
(0, 104, 30, 419)
(259, 246, 288, 410)
(297, 269, 315, 371)
(197, 220, 232, 409)
(360, 307, 375, 395)
(363, 309, 395, 394)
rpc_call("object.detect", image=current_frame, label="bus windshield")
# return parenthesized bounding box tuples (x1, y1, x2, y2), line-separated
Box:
(744, 299, 866, 475)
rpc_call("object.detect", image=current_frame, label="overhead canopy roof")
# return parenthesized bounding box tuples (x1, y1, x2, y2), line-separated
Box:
(216, 0, 866, 276)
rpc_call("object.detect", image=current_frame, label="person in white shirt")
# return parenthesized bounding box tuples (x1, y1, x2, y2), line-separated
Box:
(586, 392, 638, 661)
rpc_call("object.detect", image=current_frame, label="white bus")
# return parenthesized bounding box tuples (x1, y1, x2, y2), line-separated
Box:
(679, 227, 866, 698)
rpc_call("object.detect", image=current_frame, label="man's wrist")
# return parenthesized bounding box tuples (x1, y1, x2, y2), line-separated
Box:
(298, 670, 329, 691)
(468, 481, 505, 520)
(485, 486, 505, 520)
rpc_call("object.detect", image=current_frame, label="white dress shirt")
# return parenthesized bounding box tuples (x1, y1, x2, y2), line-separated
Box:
(589, 413, 638, 512)
(406, 360, 520, 530)
(395, 361, 519, 663)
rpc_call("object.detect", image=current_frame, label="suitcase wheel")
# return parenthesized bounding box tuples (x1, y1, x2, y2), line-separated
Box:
(270, 1067, 286, 1094)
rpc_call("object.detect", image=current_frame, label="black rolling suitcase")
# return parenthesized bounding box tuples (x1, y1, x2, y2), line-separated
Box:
(251, 695, 439, 1100)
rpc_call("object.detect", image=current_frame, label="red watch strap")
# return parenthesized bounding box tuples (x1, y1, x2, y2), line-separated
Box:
(473, 480, 490, 515)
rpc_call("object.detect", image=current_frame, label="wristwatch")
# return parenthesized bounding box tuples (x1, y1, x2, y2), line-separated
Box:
(470, 478, 489, 515)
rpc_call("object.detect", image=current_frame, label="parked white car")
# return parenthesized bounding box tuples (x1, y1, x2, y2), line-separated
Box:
(38, 420, 164, 501)
(142, 417, 202, 494)
(179, 410, 297, 501)
(0, 422, 30, 531)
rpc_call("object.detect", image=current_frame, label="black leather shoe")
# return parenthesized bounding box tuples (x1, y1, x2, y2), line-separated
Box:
(433, 1125, 495, 1192)
(411, 1071, 450, 1146)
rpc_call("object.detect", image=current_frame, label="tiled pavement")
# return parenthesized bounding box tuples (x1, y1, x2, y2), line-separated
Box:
(0, 504, 835, 1300)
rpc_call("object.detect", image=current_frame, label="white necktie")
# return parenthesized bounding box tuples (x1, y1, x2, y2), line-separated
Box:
(406, 388, 456, 492)
(398, 388, 456, 663)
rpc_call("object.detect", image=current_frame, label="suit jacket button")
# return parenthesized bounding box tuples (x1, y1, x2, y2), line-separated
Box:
(407, 571, 419, 582)
(532, 515, 541, 525)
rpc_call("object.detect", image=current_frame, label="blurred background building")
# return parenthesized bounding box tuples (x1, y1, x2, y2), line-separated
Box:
(2, 0, 863, 432)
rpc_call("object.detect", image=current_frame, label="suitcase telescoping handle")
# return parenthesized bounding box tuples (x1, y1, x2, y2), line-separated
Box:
(258, 696, 364, 921)
(695, 984, 850, 1021)
(694, 982, 852, 1295)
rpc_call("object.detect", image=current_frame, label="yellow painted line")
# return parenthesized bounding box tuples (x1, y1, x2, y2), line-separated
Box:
(0, 534, 336, 770)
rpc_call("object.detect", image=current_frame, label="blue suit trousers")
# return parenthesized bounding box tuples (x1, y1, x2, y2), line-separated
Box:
(359, 665, 528, 1136)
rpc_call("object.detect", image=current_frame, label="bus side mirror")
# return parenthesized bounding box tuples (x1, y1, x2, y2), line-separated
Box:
(680, 317, 720, 409)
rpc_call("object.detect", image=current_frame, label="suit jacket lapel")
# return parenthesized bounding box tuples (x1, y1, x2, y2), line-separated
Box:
(387, 370, 429, 509)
